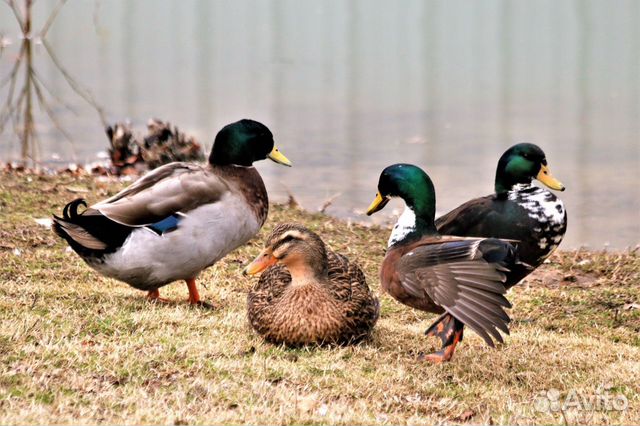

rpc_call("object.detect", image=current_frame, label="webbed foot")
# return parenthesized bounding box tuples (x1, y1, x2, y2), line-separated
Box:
(193, 300, 216, 310)
(146, 289, 170, 304)
(421, 313, 465, 363)
(185, 278, 214, 308)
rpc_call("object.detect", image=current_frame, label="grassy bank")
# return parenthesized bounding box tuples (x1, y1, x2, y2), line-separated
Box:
(0, 171, 639, 425)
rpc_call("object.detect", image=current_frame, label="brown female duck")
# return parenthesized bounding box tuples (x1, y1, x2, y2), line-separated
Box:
(243, 224, 379, 346)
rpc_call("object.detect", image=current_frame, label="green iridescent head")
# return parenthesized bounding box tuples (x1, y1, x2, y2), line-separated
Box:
(495, 143, 564, 194)
(209, 119, 291, 167)
(366, 163, 437, 228)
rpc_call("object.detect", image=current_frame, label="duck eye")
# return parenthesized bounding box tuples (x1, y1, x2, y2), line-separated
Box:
(279, 235, 296, 245)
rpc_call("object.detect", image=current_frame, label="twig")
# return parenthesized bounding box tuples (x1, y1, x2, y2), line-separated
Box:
(42, 39, 108, 126)
(10, 317, 40, 341)
(21, 13, 34, 161)
(0, 40, 26, 89)
(318, 192, 342, 214)
(560, 408, 570, 426)
(279, 183, 302, 209)
(6, 0, 26, 34)
(31, 71, 75, 148)
(31, 67, 77, 115)
(40, 0, 67, 37)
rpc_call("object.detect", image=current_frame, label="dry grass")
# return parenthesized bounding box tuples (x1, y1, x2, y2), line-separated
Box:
(1, 171, 639, 425)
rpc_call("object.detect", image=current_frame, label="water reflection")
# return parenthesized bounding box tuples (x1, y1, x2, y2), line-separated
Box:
(0, 0, 105, 163)
(0, 0, 638, 248)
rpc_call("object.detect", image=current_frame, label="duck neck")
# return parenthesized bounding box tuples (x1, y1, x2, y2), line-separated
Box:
(388, 204, 437, 247)
(494, 161, 533, 196)
(496, 180, 534, 199)
(285, 258, 328, 288)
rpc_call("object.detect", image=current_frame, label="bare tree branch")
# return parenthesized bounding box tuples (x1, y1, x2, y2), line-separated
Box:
(31, 68, 76, 115)
(31, 72, 73, 144)
(42, 39, 107, 127)
(6, 0, 26, 33)
(0, 54, 25, 133)
(2, 0, 105, 164)
(0, 39, 26, 89)
(40, 0, 67, 38)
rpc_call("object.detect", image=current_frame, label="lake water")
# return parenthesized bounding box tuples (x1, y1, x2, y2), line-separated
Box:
(1, 0, 639, 249)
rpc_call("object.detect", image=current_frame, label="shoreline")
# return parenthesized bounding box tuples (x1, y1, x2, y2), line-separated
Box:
(3, 162, 639, 252)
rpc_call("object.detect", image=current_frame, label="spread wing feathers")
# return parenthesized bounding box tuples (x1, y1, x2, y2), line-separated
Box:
(92, 162, 229, 226)
(397, 238, 515, 346)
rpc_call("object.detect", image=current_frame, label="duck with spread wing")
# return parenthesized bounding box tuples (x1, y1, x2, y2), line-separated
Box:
(367, 164, 524, 362)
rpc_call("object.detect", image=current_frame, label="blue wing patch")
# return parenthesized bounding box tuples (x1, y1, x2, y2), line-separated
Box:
(148, 214, 181, 235)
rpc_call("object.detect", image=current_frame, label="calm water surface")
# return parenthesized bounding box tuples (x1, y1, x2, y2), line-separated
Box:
(1, 0, 639, 249)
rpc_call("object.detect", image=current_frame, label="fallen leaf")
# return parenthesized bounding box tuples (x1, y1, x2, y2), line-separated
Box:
(34, 218, 53, 228)
(298, 394, 319, 413)
(455, 409, 476, 422)
(65, 186, 89, 194)
(317, 403, 328, 416)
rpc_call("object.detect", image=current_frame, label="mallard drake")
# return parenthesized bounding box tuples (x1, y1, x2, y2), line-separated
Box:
(367, 164, 521, 362)
(436, 142, 566, 272)
(53, 119, 291, 306)
(243, 223, 380, 346)
(427, 144, 567, 359)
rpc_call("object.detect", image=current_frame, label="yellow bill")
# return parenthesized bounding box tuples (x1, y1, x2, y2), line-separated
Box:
(537, 164, 565, 191)
(243, 250, 278, 276)
(366, 192, 390, 216)
(268, 146, 292, 167)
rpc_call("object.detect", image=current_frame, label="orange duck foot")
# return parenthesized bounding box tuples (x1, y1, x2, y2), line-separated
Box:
(421, 313, 465, 363)
(146, 289, 170, 304)
(185, 278, 215, 309)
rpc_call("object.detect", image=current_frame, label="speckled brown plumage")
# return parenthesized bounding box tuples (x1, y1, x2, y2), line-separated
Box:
(247, 228, 379, 346)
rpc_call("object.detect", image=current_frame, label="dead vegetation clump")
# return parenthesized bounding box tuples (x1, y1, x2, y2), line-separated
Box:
(104, 119, 205, 176)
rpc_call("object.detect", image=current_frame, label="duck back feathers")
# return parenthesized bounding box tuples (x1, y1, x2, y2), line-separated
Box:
(435, 184, 566, 276)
